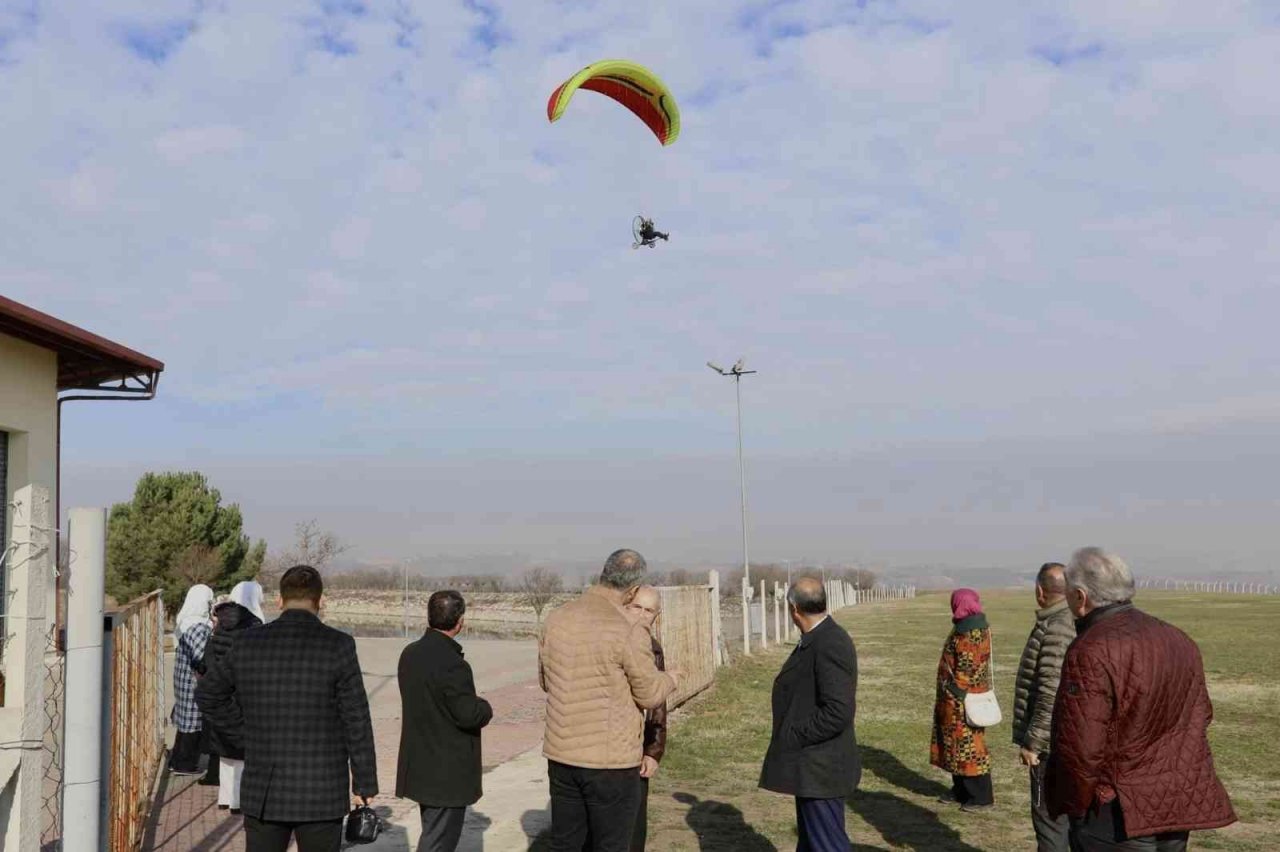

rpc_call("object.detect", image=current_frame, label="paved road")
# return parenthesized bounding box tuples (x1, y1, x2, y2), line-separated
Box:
(145, 635, 547, 852)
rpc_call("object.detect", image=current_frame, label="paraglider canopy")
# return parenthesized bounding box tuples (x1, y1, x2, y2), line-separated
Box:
(546, 59, 680, 146)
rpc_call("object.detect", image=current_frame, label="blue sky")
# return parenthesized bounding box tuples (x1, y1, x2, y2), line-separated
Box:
(4, 1, 1280, 574)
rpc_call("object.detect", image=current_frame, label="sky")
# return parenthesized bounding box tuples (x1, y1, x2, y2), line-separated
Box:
(4, 1, 1280, 578)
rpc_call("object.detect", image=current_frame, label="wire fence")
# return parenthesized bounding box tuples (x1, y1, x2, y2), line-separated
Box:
(40, 628, 65, 852)
(106, 590, 166, 852)
(1137, 578, 1279, 595)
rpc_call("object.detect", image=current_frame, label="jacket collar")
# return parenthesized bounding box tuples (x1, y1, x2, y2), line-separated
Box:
(1076, 601, 1132, 635)
(797, 614, 832, 647)
(424, 628, 463, 655)
(276, 608, 320, 623)
(585, 585, 626, 610)
(953, 613, 988, 632)
(1036, 597, 1071, 621)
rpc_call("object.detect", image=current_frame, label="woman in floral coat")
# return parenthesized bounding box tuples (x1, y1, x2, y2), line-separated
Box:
(930, 588, 995, 811)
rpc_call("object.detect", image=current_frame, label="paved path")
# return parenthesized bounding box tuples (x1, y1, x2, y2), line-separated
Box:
(143, 636, 549, 852)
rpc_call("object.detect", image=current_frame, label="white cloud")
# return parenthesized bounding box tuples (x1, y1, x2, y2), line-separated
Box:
(2, 0, 1278, 452)
(154, 124, 247, 164)
(329, 217, 373, 260)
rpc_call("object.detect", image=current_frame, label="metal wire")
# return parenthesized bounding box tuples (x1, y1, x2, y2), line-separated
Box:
(40, 627, 65, 852)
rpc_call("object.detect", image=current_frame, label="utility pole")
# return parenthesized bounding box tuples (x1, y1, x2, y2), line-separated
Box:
(707, 359, 757, 588)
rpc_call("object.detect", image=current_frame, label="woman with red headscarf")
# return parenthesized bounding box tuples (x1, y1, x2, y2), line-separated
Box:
(930, 588, 995, 811)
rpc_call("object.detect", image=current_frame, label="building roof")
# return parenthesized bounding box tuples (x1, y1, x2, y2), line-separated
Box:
(0, 294, 165, 391)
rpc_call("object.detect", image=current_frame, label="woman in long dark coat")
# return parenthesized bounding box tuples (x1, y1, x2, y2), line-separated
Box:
(195, 580, 263, 812)
(930, 588, 995, 811)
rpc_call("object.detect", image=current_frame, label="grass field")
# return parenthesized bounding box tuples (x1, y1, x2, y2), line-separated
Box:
(643, 590, 1280, 851)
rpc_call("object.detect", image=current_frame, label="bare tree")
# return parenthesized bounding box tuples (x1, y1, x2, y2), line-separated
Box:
(262, 520, 351, 588)
(843, 568, 877, 590)
(666, 567, 695, 586)
(173, 543, 224, 587)
(520, 566, 564, 624)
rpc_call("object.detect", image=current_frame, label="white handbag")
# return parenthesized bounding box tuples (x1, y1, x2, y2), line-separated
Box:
(948, 631, 1002, 728)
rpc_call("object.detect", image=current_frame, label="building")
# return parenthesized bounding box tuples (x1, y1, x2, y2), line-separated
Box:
(0, 293, 163, 850)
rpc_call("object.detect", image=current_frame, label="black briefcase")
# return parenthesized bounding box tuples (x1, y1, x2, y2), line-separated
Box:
(344, 800, 382, 845)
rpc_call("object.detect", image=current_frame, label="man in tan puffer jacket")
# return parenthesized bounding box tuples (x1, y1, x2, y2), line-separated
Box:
(539, 549, 679, 851)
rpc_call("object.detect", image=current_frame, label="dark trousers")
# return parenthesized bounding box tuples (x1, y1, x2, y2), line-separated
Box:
(169, 730, 203, 772)
(1030, 761, 1069, 851)
(548, 760, 641, 852)
(794, 797, 849, 852)
(243, 815, 343, 852)
(630, 778, 650, 851)
(418, 805, 466, 852)
(1069, 800, 1189, 852)
(952, 773, 994, 806)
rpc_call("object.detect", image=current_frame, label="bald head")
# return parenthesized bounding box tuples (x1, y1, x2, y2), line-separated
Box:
(788, 577, 827, 615)
(1037, 563, 1066, 594)
(624, 585, 661, 628)
(1036, 562, 1067, 605)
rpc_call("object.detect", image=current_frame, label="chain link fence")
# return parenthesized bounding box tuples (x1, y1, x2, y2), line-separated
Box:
(40, 627, 64, 852)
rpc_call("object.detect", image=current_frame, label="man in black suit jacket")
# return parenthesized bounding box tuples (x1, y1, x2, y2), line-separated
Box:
(759, 577, 860, 852)
(396, 590, 493, 852)
(197, 565, 378, 852)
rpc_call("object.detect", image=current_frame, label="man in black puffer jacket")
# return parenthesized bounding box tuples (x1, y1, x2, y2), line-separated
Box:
(197, 581, 265, 813)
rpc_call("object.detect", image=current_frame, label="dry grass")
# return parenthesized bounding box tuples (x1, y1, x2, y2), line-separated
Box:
(645, 590, 1280, 851)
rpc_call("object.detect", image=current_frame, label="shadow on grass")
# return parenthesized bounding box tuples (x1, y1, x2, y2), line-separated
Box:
(859, 744, 952, 799)
(850, 790, 984, 852)
(673, 792, 775, 851)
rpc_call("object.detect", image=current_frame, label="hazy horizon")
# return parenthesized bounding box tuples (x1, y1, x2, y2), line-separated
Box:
(61, 415, 1280, 583)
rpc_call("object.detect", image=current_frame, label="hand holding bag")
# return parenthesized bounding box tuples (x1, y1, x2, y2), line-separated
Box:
(345, 798, 382, 845)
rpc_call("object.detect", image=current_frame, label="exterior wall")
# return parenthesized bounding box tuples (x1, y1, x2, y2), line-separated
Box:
(0, 339, 57, 850)
(0, 333, 58, 656)
(0, 332, 58, 512)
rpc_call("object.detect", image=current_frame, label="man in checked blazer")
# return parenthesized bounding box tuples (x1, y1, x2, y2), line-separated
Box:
(198, 565, 378, 852)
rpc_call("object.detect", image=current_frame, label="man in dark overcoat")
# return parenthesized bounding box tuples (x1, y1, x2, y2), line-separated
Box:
(396, 590, 494, 852)
(759, 577, 860, 852)
(197, 565, 378, 852)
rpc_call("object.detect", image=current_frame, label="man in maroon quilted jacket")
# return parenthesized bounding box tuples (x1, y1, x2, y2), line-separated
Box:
(1046, 547, 1235, 851)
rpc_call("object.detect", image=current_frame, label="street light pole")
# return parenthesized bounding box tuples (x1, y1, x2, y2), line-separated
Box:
(707, 359, 757, 589)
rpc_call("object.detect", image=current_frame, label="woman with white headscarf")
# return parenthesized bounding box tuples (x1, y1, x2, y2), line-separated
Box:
(170, 583, 214, 775)
(195, 580, 265, 811)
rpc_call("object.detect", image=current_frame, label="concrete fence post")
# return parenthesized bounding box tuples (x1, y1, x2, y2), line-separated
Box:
(3, 485, 52, 852)
(708, 570, 723, 667)
(63, 508, 106, 852)
(773, 582, 782, 645)
(752, 580, 762, 647)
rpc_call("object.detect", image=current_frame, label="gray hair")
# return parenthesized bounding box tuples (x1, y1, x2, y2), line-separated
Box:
(786, 577, 827, 615)
(600, 549, 647, 590)
(1066, 547, 1135, 607)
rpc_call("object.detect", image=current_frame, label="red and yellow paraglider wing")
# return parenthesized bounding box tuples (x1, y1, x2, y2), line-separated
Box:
(546, 59, 680, 146)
